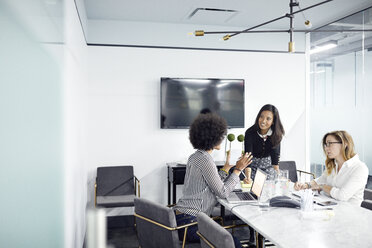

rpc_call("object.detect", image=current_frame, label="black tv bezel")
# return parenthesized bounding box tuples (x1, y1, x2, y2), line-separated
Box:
(160, 77, 245, 129)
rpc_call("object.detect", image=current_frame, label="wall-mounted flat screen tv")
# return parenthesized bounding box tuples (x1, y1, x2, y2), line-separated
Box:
(161, 77, 245, 129)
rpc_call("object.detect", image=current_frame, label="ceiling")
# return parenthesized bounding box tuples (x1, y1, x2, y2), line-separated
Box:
(83, 0, 372, 30)
(3, 0, 372, 54)
(79, 0, 372, 53)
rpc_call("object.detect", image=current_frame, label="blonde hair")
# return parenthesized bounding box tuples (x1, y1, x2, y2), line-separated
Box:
(322, 130, 356, 175)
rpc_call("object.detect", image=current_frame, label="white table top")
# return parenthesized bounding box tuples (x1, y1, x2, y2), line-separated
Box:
(219, 195, 372, 248)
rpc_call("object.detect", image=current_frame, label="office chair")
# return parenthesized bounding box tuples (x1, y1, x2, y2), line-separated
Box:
(279, 161, 315, 182)
(364, 188, 372, 200)
(197, 212, 235, 248)
(95, 166, 140, 208)
(361, 188, 372, 210)
(134, 197, 198, 248)
(361, 200, 372, 211)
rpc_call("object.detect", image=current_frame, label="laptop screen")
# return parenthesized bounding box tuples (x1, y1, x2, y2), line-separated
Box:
(251, 169, 267, 198)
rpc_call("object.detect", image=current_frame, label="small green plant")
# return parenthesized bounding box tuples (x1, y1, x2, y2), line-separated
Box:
(227, 133, 235, 151)
(225, 133, 235, 162)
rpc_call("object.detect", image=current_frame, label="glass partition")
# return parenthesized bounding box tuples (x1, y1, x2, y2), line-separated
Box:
(0, 1, 64, 247)
(310, 7, 372, 177)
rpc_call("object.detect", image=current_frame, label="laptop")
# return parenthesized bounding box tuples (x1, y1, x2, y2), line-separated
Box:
(226, 168, 268, 203)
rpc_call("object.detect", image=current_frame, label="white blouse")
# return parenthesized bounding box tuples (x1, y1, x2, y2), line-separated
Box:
(315, 154, 369, 206)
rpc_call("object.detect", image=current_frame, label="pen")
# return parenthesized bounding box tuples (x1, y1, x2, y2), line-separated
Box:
(241, 170, 247, 179)
(314, 208, 333, 210)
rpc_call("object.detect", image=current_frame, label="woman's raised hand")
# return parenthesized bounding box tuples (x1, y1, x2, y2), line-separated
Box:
(236, 152, 253, 171)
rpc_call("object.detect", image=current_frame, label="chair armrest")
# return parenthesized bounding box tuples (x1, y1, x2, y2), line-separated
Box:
(223, 223, 248, 229)
(297, 169, 315, 180)
(196, 231, 213, 247)
(134, 175, 140, 197)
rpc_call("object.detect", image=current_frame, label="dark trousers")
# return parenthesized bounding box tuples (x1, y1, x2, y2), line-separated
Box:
(175, 211, 242, 248)
(175, 211, 199, 242)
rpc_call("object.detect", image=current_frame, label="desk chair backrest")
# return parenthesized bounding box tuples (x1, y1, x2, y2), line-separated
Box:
(134, 198, 180, 248)
(364, 188, 372, 201)
(97, 166, 134, 196)
(279, 161, 315, 182)
(362, 188, 372, 210)
(279, 161, 298, 182)
(95, 166, 139, 208)
(197, 212, 234, 248)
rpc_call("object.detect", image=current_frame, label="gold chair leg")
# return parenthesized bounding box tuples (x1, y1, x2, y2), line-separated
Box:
(94, 183, 97, 207)
(182, 227, 188, 248)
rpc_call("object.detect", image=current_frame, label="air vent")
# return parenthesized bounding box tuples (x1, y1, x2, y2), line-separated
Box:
(187, 8, 238, 23)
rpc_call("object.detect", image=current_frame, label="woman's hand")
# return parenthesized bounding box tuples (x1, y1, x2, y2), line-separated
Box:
(294, 180, 320, 191)
(311, 181, 321, 191)
(234, 152, 253, 175)
(321, 184, 332, 195)
(294, 182, 307, 191)
(243, 168, 253, 184)
(243, 177, 253, 184)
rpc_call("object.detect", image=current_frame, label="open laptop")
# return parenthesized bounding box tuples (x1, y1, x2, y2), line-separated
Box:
(226, 168, 268, 203)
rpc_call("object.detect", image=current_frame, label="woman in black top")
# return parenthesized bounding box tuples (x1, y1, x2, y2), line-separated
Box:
(244, 104, 285, 181)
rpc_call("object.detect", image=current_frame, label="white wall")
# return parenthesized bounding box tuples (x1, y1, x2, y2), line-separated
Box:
(83, 46, 307, 214)
(64, 0, 88, 247)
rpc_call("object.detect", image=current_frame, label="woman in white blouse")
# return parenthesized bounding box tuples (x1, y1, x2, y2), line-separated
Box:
(294, 130, 369, 206)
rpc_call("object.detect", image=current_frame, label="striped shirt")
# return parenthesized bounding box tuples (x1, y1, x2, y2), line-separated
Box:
(174, 150, 240, 216)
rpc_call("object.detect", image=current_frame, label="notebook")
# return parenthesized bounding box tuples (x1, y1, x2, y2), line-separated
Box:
(226, 168, 268, 203)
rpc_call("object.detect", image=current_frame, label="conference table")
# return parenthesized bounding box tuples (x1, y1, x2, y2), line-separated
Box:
(218, 194, 372, 248)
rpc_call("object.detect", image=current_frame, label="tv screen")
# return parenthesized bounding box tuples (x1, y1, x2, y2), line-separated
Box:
(161, 77, 245, 129)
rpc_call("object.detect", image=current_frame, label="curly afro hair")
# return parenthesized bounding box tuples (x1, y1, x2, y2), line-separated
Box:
(189, 113, 227, 150)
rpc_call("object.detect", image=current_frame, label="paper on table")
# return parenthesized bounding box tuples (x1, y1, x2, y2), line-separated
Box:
(300, 189, 314, 211)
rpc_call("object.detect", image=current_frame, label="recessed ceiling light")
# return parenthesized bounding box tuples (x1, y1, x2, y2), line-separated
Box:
(310, 40, 338, 54)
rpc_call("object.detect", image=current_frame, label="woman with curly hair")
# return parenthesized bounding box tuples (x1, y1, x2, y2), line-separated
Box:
(174, 113, 252, 245)
(294, 130, 369, 206)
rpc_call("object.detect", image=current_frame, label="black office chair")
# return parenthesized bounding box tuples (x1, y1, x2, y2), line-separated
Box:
(361, 188, 372, 210)
(95, 165, 140, 208)
(279, 161, 315, 182)
(363, 188, 372, 200)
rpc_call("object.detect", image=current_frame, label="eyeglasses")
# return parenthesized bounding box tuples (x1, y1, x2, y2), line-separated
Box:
(323, 142, 342, 148)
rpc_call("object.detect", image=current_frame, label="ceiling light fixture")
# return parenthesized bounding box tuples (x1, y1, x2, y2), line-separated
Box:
(309, 40, 338, 54)
(191, 0, 371, 53)
(194, 0, 334, 53)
